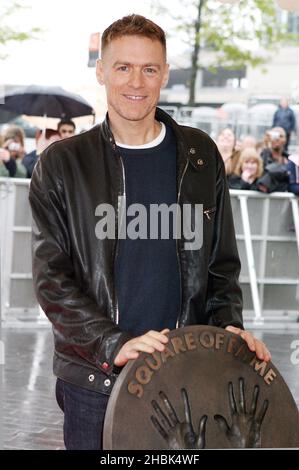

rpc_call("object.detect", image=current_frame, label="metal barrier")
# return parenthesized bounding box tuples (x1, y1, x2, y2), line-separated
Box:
(160, 105, 299, 147)
(230, 189, 299, 325)
(0, 178, 42, 325)
(0, 178, 298, 326)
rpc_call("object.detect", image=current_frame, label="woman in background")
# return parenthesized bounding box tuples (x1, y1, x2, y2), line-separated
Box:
(229, 147, 264, 190)
(216, 127, 240, 176)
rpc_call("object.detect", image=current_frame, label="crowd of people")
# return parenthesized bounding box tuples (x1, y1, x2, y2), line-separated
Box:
(0, 108, 298, 196)
(216, 125, 299, 196)
(215, 97, 298, 195)
(0, 119, 75, 178)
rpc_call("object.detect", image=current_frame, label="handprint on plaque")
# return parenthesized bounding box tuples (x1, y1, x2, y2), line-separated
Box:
(150, 388, 207, 450)
(214, 377, 269, 448)
(150, 378, 269, 449)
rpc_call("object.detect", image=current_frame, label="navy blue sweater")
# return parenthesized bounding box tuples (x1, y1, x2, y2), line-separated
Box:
(115, 126, 180, 337)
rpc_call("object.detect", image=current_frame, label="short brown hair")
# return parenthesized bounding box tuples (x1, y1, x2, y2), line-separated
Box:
(101, 14, 166, 58)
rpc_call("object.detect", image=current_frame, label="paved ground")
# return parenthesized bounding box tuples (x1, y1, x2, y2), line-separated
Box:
(1, 327, 299, 450)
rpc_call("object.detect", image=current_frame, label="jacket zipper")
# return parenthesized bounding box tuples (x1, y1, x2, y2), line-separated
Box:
(203, 207, 216, 220)
(115, 154, 126, 325)
(110, 136, 126, 326)
(175, 160, 189, 329)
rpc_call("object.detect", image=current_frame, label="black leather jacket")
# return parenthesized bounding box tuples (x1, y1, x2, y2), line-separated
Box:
(29, 108, 243, 395)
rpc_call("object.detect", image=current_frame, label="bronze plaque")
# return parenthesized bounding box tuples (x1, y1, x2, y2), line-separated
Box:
(103, 326, 299, 449)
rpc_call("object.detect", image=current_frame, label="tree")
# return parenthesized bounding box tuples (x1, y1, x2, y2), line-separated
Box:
(0, 1, 41, 60)
(152, 0, 298, 105)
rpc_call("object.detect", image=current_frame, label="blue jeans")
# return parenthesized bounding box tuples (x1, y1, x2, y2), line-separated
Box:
(55, 377, 110, 450)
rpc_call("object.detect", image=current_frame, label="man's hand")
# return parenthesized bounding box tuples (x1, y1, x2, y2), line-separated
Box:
(225, 326, 271, 362)
(114, 328, 170, 367)
(241, 169, 255, 183)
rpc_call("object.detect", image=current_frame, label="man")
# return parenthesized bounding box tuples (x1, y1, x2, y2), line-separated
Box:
(257, 127, 289, 193)
(272, 97, 296, 151)
(23, 129, 60, 177)
(57, 118, 76, 139)
(29, 15, 271, 451)
(261, 127, 289, 167)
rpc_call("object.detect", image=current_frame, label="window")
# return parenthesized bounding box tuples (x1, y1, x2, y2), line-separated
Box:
(202, 67, 246, 88)
(287, 12, 299, 34)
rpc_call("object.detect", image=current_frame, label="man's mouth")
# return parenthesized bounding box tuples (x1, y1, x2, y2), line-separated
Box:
(123, 95, 147, 101)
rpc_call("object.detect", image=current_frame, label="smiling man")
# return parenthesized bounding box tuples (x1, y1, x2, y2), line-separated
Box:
(29, 14, 271, 450)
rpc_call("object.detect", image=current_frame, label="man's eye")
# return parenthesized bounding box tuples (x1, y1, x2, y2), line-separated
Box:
(144, 68, 156, 74)
(117, 66, 129, 72)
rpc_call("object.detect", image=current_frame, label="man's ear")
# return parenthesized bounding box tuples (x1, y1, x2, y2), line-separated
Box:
(161, 63, 170, 89)
(96, 59, 105, 85)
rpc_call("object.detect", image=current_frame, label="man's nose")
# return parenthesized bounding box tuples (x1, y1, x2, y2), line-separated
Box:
(128, 70, 144, 88)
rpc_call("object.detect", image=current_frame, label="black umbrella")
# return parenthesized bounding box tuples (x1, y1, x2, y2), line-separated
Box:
(0, 85, 95, 119)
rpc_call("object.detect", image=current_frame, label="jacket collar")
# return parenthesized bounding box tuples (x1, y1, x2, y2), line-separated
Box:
(101, 106, 187, 147)
(100, 107, 209, 183)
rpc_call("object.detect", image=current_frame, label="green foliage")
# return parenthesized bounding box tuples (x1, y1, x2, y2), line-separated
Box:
(152, 0, 299, 104)
(0, 1, 41, 59)
(153, 0, 299, 69)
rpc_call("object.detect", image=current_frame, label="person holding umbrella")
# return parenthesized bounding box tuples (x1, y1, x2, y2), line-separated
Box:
(29, 14, 271, 450)
(22, 128, 60, 178)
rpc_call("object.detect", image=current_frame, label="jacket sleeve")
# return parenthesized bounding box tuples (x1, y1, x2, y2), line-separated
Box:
(3, 157, 17, 177)
(29, 148, 133, 375)
(272, 110, 278, 128)
(206, 148, 243, 329)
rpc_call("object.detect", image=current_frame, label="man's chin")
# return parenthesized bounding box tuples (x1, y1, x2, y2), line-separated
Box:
(121, 110, 153, 122)
(110, 104, 156, 123)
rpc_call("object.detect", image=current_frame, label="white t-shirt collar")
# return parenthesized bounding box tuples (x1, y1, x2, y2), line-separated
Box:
(116, 122, 166, 149)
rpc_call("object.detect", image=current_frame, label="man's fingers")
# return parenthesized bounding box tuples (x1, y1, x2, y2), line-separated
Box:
(146, 330, 169, 345)
(226, 326, 255, 351)
(255, 340, 271, 362)
(240, 331, 255, 351)
(114, 350, 139, 367)
(139, 335, 167, 352)
(160, 328, 170, 334)
(245, 336, 271, 362)
(254, 339, 265, 361)
(114, 329, 171, 367)
(148, 329, 169, 341)
(129, 341, 156, 354)
(225, 326, 271, 362)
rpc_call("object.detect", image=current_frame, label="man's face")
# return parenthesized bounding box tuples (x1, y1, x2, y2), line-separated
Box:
(96, 35, 169, 123)
(59, 124, 75, 138)
(270, 127, 286, 151)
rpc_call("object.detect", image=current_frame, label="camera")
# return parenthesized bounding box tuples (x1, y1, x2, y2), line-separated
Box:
(269, 131, 281, 140)
(8, 142, 21, 152)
